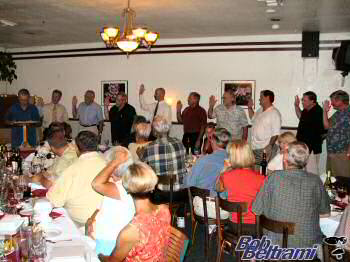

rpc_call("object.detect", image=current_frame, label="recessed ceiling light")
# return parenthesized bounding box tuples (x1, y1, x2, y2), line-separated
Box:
(266, 8, 276, 13)
(272, 24, 280, 30)
(0, 19, 17, 27)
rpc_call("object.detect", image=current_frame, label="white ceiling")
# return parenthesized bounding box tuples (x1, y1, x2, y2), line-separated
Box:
(0, 0, 350, 49)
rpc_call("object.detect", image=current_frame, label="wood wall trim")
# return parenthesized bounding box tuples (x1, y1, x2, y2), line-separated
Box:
(10, 39, 347, 60)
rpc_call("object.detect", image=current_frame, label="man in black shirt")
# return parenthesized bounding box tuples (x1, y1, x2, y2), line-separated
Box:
(294, 91, 326, 175)
(104, 92, 136, 147)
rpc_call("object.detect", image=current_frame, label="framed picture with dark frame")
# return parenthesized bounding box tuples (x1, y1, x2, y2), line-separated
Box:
(101, 80, 128, 105)
(221, 80, 255, 108)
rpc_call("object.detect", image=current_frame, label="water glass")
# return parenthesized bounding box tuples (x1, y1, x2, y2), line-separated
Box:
(30, 229, 46, 260)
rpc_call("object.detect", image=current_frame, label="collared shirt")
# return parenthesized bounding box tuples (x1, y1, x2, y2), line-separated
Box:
(297, 104, 325, 154)
(184, 149, 228, 196)
(252, 169, 331, 248)
(251, 106, 281, 150)
(182, 105, 207, 133)
(109, 103, 136, 146)
(47, 151, 105, 224)
(212, 104, 248, 140)
(140, 136, 187, 191)
(327, 106, 350, 154)
(42, 103, 69, 128)
(77, 102, 103, 126)
(46, 146, 78, 179)
(139, 94, 172, 124)
(5, 103, 40, 148)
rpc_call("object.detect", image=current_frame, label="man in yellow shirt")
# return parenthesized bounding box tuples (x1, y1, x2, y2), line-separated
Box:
(47, 131, 105, 226)
(31, 122, 78, 188)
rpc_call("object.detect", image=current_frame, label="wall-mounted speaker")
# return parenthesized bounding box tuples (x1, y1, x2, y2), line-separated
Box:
(302, 31, 319, 58)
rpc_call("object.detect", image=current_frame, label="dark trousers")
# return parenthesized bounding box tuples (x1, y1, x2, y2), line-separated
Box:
(182, 132, 202, 154)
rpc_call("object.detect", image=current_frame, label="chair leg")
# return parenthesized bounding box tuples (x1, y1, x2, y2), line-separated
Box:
(187, 221, 198, 256)
(216, 240, 225, 262)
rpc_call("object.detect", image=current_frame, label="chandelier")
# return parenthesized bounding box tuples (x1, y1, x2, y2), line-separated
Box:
(100, 0, 159, 53)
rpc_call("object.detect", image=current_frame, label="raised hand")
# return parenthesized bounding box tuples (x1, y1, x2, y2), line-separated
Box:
(72, 96, 78, 107)
(209, 95, 217, 107)
(294, 95, 300, 107)
(247, 98, 254, 109)
(323, 100, 331, 113)
(139, 84, 145, 95)
(176, 100, 182, 112)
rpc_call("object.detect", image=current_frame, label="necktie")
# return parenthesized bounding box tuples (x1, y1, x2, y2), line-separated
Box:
(153, 102, 159, 120)
(52, 104, 57, 122)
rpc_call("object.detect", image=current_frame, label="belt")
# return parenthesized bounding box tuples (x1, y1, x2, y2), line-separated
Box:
(80, 124, 97, 127)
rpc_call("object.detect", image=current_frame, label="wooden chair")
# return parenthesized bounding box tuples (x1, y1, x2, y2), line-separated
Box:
(215, 196, 248, 262)
(256, 215, 295, 262)
(157, 174, 181, 226)
(187, 187, 217, 261)
(166, 226, 189, 262)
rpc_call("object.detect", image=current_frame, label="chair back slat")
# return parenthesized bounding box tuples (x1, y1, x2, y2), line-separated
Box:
(157, 174, 176, 224)
(166, 226, 188, 262)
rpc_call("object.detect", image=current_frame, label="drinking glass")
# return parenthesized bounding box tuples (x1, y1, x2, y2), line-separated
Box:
(337, 186, 347, 202)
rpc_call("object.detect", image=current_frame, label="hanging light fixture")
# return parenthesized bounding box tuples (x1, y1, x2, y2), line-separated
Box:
(100, 0, 159, 53)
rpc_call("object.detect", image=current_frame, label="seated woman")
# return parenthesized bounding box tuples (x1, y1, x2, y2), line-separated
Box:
(98, 162, 171, 262)
(128, 123, 151, 161)
(267, 131, 296, 175)
(201, 122, 216, 155)
(90, 147, 135, 256)
(216, 140, 266, 235)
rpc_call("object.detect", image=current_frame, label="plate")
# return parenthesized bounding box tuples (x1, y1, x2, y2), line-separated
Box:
(45, 227, 62, 240)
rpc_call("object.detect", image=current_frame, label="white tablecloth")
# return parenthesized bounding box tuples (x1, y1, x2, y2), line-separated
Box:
(320, 207, 342, 238)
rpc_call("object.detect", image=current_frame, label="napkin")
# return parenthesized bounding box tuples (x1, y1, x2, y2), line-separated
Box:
(32, 189, 48, 198)
(50, 211, 64, 219)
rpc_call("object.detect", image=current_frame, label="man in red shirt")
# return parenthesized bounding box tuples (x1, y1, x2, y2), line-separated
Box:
(176, 92, 207, 154)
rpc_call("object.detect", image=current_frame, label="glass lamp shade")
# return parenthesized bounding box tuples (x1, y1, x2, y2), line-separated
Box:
(132, 28, 147, 38)
(104, 27, 119, 38)
(117, 38, 139, 52)
(144, 32, 159, 45)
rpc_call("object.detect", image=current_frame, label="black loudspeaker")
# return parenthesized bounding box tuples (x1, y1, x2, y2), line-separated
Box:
(302, 31, 320, 58)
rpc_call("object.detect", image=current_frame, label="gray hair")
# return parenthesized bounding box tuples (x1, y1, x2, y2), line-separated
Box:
(152, 116, 171, 135)
(330, 90, 349, 105)
(104, 146, 133, 177)
(135, 123, 151, 140)
(286, 141, 309, 169)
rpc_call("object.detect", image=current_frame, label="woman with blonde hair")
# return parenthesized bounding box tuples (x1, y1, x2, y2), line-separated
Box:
(98, 162, 171, 262)
(267, 131, 297, 174)
(216, 140, 265, 235)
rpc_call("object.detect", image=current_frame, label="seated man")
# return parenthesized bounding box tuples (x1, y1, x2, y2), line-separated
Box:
(31, 122, 77, 189)
(47, 131, 105, 226)
(139, 116, 187, 203)
(184, 127, 231, 218)
(252, 141, 331, 248)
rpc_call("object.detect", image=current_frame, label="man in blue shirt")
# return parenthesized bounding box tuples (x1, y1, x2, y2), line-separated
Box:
(5, 89, 41, 148)
(184, 127, 231, 194)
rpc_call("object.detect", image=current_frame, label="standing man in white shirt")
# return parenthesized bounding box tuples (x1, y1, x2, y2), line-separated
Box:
(42, 90, 69, 128)
(139, 84, 172, 139)
(248, 90, 282, 165)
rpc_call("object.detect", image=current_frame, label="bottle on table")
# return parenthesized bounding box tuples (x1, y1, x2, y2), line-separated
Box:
(15, 149, 22, 175)
(260, 150, 267, 176)
(10, 150, 19, 174)
(324, 171, 334, 199)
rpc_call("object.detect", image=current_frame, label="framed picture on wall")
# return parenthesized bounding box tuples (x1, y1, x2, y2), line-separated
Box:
(221, 80, 255, 108)
(101, 80, 128, 105)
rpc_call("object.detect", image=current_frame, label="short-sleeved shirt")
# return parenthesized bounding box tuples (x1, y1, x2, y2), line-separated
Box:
(252, 169, 331, 248)
(46, 146, 78, 179)
(47, 151, 105, 224)
(184, 149, 228, 196)
(140, 136, 187, 191)
(221, 169, 265, 224)
(212, 104, 248, 140)
(327, 106, 350, 154)
(77, 102, 103, 126)
(109, 103, 136, 146)
(5, 103, 40, 148)
(251, 106, 281, 150)
(297, 104, 326, 154)
(181, 105, 207, 133)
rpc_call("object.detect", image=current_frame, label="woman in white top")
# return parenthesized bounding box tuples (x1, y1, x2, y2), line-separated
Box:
(128, 123, 151, 161)
(89, 147, 135, 256)
(267, 131, 296, 175)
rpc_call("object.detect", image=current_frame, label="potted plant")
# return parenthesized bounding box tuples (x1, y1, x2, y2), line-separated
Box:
(0, 52, 17, 85)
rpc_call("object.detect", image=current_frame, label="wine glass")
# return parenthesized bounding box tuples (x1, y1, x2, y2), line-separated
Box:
(337, 186, 347, 203)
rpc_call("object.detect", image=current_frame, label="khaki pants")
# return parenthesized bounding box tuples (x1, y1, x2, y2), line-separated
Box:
(306, 152, 320, 175)
(327, 153, 350, 178)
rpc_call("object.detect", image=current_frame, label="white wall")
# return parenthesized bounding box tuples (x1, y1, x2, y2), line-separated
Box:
(4, 33, 350, 128)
